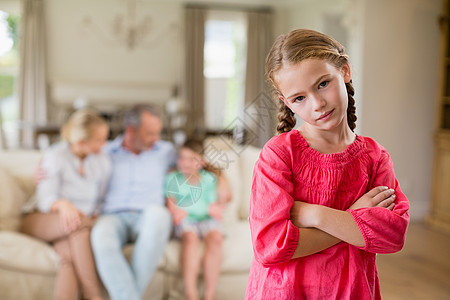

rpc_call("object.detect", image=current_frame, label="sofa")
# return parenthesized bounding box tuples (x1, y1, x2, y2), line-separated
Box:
(0, 140, 261, 300)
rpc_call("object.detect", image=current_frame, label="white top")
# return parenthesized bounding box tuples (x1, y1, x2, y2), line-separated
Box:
(32, 141, 111, 215)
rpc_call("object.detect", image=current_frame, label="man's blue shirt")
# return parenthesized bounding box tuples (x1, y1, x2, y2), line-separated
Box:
(101, 136, 176, 213)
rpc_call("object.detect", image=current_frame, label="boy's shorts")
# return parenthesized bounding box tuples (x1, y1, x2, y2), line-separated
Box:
(175, 218, 222, 239)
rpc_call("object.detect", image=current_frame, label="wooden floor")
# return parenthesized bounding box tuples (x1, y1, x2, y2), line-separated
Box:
(377, 222, 450, 300)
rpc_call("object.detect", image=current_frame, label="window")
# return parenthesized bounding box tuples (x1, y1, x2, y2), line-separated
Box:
(0, 3, 20, 148)
(204, 10, 247, 131)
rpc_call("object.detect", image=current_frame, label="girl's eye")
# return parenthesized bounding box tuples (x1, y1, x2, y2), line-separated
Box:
(318, 81, 329, 89)
(294, 96, 305, 103)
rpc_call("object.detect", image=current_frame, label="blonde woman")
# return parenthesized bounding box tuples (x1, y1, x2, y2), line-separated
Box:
(21, 109, 111, 300)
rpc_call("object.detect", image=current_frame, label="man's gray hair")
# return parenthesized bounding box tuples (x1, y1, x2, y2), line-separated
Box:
(123, 104, 161, 129)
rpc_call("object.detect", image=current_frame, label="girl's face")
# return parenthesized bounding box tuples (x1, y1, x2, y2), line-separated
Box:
(275, 58, 351, 132)
(177, 147, 204, 176)
(79, 124, 109, 155)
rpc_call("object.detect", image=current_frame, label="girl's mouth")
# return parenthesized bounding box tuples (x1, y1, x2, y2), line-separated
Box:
(317, 109, 334, 121)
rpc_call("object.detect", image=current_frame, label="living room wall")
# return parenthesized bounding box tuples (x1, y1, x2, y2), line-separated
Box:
(358, 0, 441, 220)
(46, 0, 182, 84)
(45, 0, 183, 108)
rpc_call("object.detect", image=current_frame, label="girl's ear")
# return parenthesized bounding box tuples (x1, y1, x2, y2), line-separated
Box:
(279, 96, 294, 113)
(342, 63, 352, 83)
(279, 96, 288, 106)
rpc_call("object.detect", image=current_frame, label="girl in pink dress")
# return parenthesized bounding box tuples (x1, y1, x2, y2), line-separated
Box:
(245, 29, 409, 300)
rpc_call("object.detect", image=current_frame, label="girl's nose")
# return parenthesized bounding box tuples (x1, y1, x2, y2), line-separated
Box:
(311, 93, 326, 111)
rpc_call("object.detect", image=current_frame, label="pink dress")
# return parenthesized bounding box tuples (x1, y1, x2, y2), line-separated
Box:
(245, 131, 409, 300)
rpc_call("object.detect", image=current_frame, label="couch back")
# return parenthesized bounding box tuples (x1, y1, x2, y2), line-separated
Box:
(0, 142, 261, 231)
(203, 140, 261, 224)
(0, 150, 43, 231)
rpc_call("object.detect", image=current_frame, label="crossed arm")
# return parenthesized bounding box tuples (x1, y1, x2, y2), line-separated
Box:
(290, 186, 396, 258)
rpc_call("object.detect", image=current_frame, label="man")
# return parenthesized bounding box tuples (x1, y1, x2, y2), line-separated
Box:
(91, 104, 176, 300)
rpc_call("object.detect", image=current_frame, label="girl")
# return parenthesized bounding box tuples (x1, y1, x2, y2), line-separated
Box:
(21, 109, 111, 300)
(245, 29, 409, 299)
(165, 139, 231, 300)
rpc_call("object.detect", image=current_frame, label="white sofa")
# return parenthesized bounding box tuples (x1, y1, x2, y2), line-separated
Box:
(0, 141, 261, 300)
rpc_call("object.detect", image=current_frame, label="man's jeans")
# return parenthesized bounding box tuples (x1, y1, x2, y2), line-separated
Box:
(91, 204, 172, 300)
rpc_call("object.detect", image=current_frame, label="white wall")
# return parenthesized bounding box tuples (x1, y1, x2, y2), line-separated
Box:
(359, 0, 441, 220)
(45, 0, 183, 106)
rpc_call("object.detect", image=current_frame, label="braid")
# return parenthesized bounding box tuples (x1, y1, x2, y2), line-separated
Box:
(346, 80, 357, 132)
(276, 99, 296, 134)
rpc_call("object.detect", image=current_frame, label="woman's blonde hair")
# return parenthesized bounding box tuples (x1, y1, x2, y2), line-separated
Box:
(61, 109, 108, 144)
(265, 28, 357, 134)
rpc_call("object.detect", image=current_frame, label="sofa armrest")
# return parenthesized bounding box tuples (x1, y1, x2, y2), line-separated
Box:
(0, 231, 59, 274)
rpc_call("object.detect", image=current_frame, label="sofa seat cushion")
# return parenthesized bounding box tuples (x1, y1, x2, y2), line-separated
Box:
(160, 221, 253, 274)
(0, 231, 59, 274)
(238, 145, 261, 220)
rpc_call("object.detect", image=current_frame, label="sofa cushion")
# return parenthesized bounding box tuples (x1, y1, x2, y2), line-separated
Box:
(238, 145, 261, 220)
(0, 231, 58, 274)
(221, 221, 254, 272)
(220, 149, 242, 225)
(0, 150, 42, 197)
(0, 166, 28, 231)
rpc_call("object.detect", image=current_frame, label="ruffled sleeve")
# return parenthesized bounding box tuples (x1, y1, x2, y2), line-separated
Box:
(348, 146, 410, 254)
(249, 140, 299, 267)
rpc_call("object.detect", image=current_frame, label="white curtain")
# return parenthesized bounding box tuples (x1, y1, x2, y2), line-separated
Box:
(18, 0, 48, 148)
(185, 6, 206, 139)
(244, 10, 275, 148)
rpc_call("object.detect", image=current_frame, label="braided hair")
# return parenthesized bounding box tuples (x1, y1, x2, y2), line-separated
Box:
(265, 29, 357, 134)
(277, 99, 296, 134)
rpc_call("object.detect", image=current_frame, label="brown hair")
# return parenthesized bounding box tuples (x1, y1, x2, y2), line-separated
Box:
(181, 139, 222, 176)
(61, 109, 108, 144)
(265, 28, 357, 134)
(122, 103, 161, 130)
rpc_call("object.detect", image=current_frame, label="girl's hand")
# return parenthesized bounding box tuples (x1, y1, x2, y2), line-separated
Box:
(166, 198, 187, 225)
(349, 186, 396, 210)
(208, 202, 224, 221)
(52, 200, 84, 234)
(171, 207, 187, 225)
(290, 201, 319, 228)
(217, 174, 232, 204)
